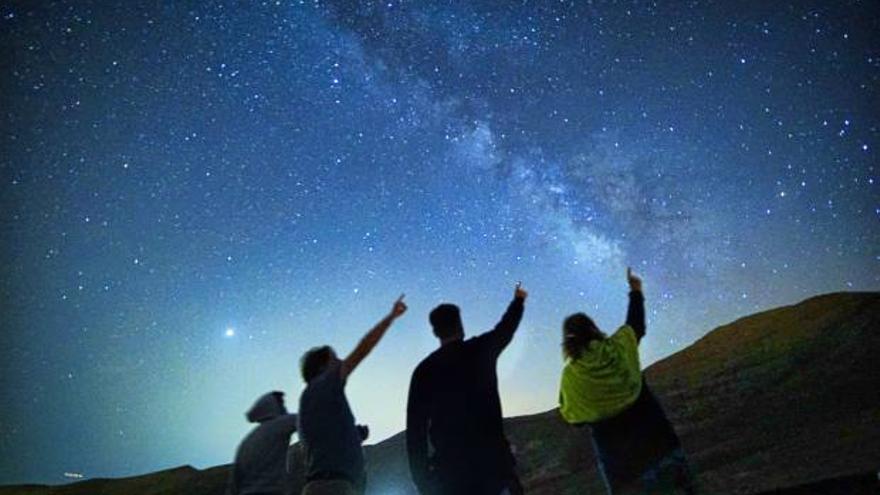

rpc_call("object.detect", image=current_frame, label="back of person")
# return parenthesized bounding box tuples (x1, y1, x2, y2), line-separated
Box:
(559, 324, 642, 424)
(298, 361, 365, 489)
(232, 392, 298, 495)
(420, 337, 512, 472)
(407, 287, 527, 495)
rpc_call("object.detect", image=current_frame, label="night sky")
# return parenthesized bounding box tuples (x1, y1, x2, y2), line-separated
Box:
(1, 0, 878, 485)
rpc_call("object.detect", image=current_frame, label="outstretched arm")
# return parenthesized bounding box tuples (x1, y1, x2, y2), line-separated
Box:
(625, 267, 646, 341)
(406, 368, 432, 494)
(481, 282, 528, 355)
(341, 295, 407, 380)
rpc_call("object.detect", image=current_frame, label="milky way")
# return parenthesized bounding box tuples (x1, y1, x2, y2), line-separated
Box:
(1, 0, 877, 484)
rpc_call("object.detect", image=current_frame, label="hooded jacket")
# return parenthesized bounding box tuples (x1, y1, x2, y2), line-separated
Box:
(231, 392, 298, 495)
(558, 291, 646, 424)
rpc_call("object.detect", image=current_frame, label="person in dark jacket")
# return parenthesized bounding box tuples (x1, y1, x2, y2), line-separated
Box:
(230, 391, 299, 495)
(558, 268, 695, 495)
(297, 294, 408, 495)
(406, 283, 528, 495)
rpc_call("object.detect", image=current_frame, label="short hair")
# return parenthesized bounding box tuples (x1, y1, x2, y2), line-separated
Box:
(430, 303, 463, 339)
(300, 346, 333, 383)
(562, 313, 605, 360)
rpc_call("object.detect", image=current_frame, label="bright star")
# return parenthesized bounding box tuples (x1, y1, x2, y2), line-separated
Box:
(225, 328, 235, 337)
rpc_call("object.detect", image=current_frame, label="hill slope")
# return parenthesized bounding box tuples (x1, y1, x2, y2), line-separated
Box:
(2, 292, 878, 495)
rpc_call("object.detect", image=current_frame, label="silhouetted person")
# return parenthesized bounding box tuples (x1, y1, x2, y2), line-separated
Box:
(559, 268, 695, 495)
(407, 283, 528, 495)
(230, 391, 299, 495)
(298, 295, 408, 495)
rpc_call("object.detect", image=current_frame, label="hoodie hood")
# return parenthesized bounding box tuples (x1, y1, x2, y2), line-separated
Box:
(246, 391, 286, 423)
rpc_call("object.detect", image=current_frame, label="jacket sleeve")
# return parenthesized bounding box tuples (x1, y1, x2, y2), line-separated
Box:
(625, 290, 646, 342)
(406, 367, 432, 494)
(479, 298, 525, 356)
(278, 413, 298, 435)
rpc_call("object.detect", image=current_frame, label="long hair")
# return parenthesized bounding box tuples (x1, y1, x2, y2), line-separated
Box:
(562, 313, 605, 360)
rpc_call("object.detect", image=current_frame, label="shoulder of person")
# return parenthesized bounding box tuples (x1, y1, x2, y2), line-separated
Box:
(310, 360, 345, 389)
(611, 325, 637, 343)
(422, 347, 447, 366)
(469, 331, 497, 348)
(412, 357, 431, 378)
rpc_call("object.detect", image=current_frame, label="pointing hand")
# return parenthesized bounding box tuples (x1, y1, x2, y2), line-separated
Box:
(514, 281, 528, 301)
(391, 294, 408, 318)
(627, 267, 643, 292)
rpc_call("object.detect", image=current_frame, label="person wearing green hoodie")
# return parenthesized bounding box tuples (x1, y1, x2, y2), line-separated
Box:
(558, 268, 695, 495)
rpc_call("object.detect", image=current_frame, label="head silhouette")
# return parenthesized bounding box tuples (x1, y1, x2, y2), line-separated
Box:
(562, 313, 606, 360)
(245, 390, 288, 423)
(300, 345, 338, 383)
(272, 391, 287, 412)
(430, 303, 464, 342)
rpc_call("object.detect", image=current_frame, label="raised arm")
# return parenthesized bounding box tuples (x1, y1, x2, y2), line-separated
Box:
(341, 294, 407, 380)
(480, 282, 528, 355)
(406, 367, 432, 494)
(625, 267, 646, 341)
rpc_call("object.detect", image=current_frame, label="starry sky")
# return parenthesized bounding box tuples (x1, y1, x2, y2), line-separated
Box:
(1, 0, 878, 486)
